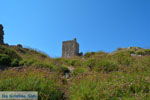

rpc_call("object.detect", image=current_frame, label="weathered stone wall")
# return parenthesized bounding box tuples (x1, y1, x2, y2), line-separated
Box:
(62, 38, 79, 58)
(0, 24, 4, 44)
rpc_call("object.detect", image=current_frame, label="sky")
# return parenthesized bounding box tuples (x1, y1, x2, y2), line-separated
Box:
(0, 0, 150, 57)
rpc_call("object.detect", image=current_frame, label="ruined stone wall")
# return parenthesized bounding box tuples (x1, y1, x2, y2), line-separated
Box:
(0, 24, 4, 44)
(62, 39, 79, 58)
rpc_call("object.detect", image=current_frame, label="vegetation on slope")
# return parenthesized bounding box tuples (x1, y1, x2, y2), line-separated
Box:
(0, 45, 149, 100)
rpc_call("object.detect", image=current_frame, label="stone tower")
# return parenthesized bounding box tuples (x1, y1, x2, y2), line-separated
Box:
(0, 24, 4, 44)
(62, 38, 79, 58)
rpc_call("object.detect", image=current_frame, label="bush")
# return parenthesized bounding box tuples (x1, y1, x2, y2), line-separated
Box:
(0, 46, 21, 60)
(0, 46, 22, 67)
(136, 50, 145, 55)
(19, 59, 37, 66)
(95, 60, 118, 72)
(64, 59, 83, 66)
(113, 51, 134, 66)
(11, 59, 20, 67)
(69, 73, 150, 100)
(0, 54, 11, 66)
(84, 58, 97, 69)
(84, 59, 118, 72)
(84, 52, 95, 58)
(144, 49, 150, 55)
(73, 67, 87, 76)
(135, 49, 150, 55)
(0, 76, 63, 100)
(32, 62, 53, 68)
(69, 78, 101, 100)
(56, 65, 70, 75)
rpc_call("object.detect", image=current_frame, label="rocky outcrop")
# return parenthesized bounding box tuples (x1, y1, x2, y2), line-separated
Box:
(0, 24, 4, 44)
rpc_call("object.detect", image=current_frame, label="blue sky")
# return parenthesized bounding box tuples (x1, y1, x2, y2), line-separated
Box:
(0, 0, 150, 57)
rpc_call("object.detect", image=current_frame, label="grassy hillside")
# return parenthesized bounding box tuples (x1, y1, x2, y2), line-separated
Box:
(0, 45, 150, 100)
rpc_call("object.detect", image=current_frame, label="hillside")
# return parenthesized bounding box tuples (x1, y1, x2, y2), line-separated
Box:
(0, 44, 150, 100)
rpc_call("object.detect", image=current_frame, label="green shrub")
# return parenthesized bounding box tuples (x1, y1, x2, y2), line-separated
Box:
(57, 65, 70, 74)
(19, 59, 37, 66)
(32, 62, 51, 68)
(0, 46, 22, 67)
(71, 59, 82, 66)
(0, 76, 63, 100)
(84, 59, 118, 72)
(73, 67, 87, 76)
(95, 60, 118, 72)
(0, 46, 21, 60)
(113, 51, 134, 66)
(69, 73, 150, 100)
(84, 58, 97, 69)
(135, 49, 150, 55)
(69, 79, 101, 100)
(136, 50, 145, 55)
(84, 52, 95, 58)
(11, 59, 20, 67)
(0, 54, 11, 66)
(64, 59, 82, 66)
(144, 49, 150, 55)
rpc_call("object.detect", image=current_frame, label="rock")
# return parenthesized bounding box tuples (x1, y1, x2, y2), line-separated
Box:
(0, 24, 4, 44)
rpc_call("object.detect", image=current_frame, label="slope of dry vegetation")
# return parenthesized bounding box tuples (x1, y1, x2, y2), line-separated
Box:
(0, 45, 150, 100)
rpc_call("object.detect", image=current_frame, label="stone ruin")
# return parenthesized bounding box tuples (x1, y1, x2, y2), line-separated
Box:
(62, 38, 80, 58)
(0, 24, 4, 44)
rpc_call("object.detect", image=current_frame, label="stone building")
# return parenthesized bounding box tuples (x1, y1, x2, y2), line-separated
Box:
(62, 38, 79, 58)
(0, 24, 4, 44)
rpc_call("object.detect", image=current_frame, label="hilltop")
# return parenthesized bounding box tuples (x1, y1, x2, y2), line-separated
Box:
(0, 44, 150, 100)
